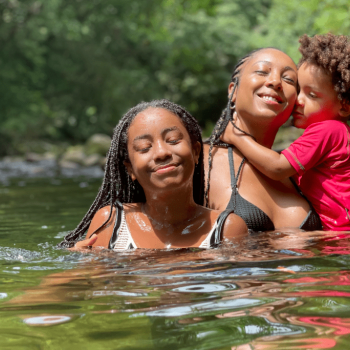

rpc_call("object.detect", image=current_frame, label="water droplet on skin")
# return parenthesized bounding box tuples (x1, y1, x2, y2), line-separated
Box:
(132, 212, 151, 232)
(182, 219, 206, 235)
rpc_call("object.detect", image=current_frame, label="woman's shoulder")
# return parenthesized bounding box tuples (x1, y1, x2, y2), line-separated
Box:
(91, 206, 116, 224)
(94, 203, 141, 214)
(86, 206, 119, 248)
(203, 143, 230, 156)
(123, 202, 142, 211)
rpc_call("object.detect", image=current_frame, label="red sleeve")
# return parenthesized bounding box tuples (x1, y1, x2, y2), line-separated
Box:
(281, 121, 340, 176)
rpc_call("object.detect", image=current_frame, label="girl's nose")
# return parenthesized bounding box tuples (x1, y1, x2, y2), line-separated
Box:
(154, 141, 172, 161)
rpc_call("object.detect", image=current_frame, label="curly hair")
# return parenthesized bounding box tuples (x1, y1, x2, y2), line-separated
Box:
(58, 99, 204, 248)
(298, 33, 350, 104)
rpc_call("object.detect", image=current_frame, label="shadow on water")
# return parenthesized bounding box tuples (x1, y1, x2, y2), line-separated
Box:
(1, 177, 350, 349)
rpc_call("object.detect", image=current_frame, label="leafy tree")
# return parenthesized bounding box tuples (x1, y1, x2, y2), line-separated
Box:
(1, 0, 348, 155)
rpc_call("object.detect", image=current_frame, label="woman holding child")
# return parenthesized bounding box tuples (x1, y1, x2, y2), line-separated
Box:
(204, 46, 322, 231)
(219, 34, 350, 231)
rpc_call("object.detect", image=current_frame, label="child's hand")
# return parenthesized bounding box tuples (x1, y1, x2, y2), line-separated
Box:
(220, 113, 245, 145)
(69, 234, 98, 251)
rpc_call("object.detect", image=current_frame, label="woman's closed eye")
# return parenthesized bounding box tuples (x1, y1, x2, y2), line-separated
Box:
(134, 141, 152, 153)
(256, 70, 268, 75)
(167, 137, 182, 145)
(165, 130, 183, 145)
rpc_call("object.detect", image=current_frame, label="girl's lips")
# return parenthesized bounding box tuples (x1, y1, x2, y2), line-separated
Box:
(155, 165, 178, 174)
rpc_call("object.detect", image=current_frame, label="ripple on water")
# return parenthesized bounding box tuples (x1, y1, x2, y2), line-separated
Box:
(23, 315, 72, 326)
(133, 298, 266, 317)
(172, 283, 236, 293)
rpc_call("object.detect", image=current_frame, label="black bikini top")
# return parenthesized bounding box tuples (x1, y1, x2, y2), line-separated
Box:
(225, 147, 322, 231)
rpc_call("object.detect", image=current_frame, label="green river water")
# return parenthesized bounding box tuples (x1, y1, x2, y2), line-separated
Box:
(1, 175, 350, 350)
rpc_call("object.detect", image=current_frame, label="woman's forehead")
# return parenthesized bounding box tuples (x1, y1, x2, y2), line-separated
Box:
(246, 49, 297, 70)
(133, 108, 179, 125)
(129, 108, 185, 135)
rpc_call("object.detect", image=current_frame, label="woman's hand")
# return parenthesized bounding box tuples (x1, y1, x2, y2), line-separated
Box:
(68, 234, 98, 251)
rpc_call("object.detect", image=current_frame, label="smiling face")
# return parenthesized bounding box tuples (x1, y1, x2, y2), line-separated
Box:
(231, 49, 298, 128)
(292, 63, 347, 129)
(125, 108, 201, 196)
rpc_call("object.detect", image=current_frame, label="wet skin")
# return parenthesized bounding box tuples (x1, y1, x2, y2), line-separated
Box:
(293, 63, 350, 129)
(205, 48, 311, 229)
(232, 49, 298, 134)
(78, 108, 247, 250)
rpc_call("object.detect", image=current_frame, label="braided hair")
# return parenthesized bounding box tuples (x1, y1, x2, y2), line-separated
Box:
(204, 48, 280, 206)
(59, 99, 204, 248)
(298, 33, 350, 105)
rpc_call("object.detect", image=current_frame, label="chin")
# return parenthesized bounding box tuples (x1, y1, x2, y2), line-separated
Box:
(258, 106, 288, 120)
(292, 119, 306, 129)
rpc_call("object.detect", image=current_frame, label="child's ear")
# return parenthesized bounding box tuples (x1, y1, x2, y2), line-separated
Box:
(339, 102, 350, 118)
(123, 160, 136, 182)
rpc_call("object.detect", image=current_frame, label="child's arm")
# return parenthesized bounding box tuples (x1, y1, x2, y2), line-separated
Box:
(221, 124, 296, 181)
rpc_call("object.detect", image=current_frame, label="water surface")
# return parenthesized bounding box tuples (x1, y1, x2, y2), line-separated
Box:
(1, 177, 350, 349)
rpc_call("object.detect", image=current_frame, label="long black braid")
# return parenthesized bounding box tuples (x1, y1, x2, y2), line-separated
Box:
(204, 48, 273, 206)
(58, 99, 204, 248)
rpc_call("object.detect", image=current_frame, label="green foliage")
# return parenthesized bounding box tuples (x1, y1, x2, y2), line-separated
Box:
(0, 0, 349, 155)
(250, 0, 350, 62)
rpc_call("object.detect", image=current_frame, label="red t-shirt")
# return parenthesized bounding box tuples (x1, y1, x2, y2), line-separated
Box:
(282, 120, 350, 231)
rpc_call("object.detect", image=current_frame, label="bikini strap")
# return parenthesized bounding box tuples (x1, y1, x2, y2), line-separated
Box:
(236, 157, 246, 181)
(228, 147, 246, 211)
(108, 201, 124, 249)
(228, 147, 246, 190)
(228, 147, 236, 190)
(289, 176, 305, 197)
(210, 209, 236, 247)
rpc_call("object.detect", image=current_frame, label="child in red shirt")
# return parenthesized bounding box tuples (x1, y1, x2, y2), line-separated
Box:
(222, 33, 350, 230)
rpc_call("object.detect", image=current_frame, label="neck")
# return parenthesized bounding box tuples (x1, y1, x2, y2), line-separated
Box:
(143, 184, 198, 226)
(235, 115, 279, 148)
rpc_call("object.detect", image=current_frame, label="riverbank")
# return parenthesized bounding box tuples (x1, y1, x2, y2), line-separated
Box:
(0, 158, 104, 185)
(0, 126, 303, 184)
(0, 133, 111, 184)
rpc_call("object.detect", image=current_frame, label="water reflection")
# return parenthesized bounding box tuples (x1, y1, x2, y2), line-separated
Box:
(3, 234, 350, 349)
(24, 315, 72, 326)
(1, 179, 350, 348)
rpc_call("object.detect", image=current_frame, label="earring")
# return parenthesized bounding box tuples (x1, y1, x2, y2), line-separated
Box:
(229, 100, 235, 110)
(131, 181, 135, 190)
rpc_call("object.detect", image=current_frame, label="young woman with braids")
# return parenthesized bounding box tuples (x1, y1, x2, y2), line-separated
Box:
(59, 100, 247, 250)
(204, 48, 322, 231)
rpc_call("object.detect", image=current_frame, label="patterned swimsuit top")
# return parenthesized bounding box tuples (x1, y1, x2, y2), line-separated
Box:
(109, 203, 235, 251)
(225, 147, 322, 231)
